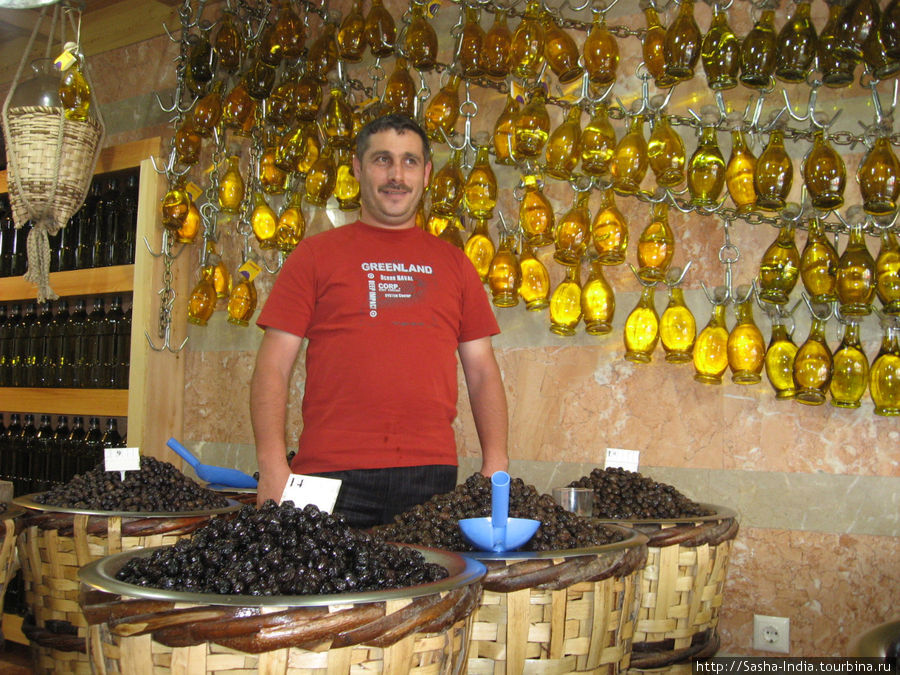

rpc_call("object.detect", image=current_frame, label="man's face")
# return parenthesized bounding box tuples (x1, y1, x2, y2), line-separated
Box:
(353, 129, 432, 229)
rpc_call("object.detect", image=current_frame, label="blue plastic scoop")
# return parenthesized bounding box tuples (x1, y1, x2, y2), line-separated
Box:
(459, 471, 540, 552)
(166, 438, 258, 489)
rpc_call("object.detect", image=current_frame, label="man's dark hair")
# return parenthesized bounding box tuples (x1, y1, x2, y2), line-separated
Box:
(355, 113, 431, 161)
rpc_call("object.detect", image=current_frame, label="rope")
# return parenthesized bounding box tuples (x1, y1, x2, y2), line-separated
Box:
(24, 223, 58, 304)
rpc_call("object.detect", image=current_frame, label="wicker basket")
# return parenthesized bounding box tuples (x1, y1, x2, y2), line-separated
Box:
(13, 496, 240, 675)
(77, 544, 485, 675)
(466, 524, 648, 675)
(3, 106, 103, 231)
(598, 505, 740, 669)
(0, 504, 25, 642)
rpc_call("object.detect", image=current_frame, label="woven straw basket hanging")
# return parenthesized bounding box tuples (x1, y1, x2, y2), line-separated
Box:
(1, 5, 104, 303)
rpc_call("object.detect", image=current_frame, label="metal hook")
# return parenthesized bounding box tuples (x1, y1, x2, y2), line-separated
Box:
(628, 262, 659, 288)
(616, 67, 651, 117)
(145, 323, 189, 353)
(438, 125, 466, 152)
(664, 260, 692, 287)
(700, 219, 741, 305)
(258, 249, 285, 274)
(801, 292, 834, 322)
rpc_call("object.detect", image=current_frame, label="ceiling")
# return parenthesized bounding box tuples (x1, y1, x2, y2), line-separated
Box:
(0, 0, 182, 86)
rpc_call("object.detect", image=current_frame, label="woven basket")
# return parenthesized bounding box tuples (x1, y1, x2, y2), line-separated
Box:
(77, 544, 485, 675)
(598, 505, 740, 669)
(4, 105, 103, 231)
(13, 497, 240, 675)
(0, 504, 25, 643)
(466, 524, 648, 675)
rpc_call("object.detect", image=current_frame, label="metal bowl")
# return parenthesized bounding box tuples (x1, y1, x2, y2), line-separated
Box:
(461, 521, 647, 561)
(14, 493, 243, 518)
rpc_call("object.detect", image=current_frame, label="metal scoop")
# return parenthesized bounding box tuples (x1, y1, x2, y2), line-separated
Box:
(459, 471, 540, 553)
(166, 438, 258, 489)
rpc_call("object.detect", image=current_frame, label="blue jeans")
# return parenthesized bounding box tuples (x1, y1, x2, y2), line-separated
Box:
(311, 465, 457, 528)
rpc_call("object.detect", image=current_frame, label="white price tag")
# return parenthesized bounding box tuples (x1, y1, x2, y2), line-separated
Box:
(605, 448, 640, 473)
(105, 447, 141, 481)
(280, 474, 342, 513)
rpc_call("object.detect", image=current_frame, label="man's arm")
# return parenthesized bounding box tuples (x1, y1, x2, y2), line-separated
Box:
(250, 327, 304, 505)
(458, 336, 509, 476)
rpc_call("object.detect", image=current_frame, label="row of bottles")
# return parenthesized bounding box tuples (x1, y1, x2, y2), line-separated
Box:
(0, 296, 131, 390)
(0, 413, 126, 497)
(0, 169, 139, 278)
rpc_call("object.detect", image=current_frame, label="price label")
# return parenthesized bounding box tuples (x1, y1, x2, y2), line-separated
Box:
(238, 259, 262, 282)
(605, 448, 639, 473)
(54, 42, 79, 71)
(280, 474, 342, 513)
(105, 447, 141, 481)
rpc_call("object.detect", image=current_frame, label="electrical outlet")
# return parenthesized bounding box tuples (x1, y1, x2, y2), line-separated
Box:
(753, 615, 790, 654)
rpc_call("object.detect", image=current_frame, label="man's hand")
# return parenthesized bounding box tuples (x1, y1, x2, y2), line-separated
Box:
(480, 456, 509, 478)
(256, 460, 292, 507)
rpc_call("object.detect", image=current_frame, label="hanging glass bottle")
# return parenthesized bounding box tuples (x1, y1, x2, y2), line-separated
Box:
(829, 318, 869, 408)
(458, 6, 485, 79)
(636, 201, 675, 284)
(726, 127, 758, 213)
(464, 145, 498, 220)
(754, 123, 793, 211)
(161, 178, 191, 232)
(800, 217, 839, 304)
(187, 27, 216, 91)
(835, 0, 881, 60)
(338, 0, 367, 63)
(305, 145, 337, 207)
(192, 80, 223, 137)
(836, 222, 876, 317)
(543, 11, 581, 84)
(544, 105, 582, 180)
(583, 11, 619, 87)
(307, 23, 339, 84)
(250, 191, 277, 249)
(580, 103, 617, 177)
(175, 199, 201, 244)
(294, 123, 322, 177)
(582, 257, 616, 335)
(550, 264, 582, 336)
(488, 230, 522, 307)
(519, 173, 554, 247)
(295, 70, 323, 122)
(510, 0, 545, 80)
(209, 241, 232, 299)
(624, 281, 659, 363)
(659, 270, 696, 363)
(775, 0, 818, 83)
(222, 80, 255, 132)
(727, 287, 766, 384)
(701, 4, 740, 90)
(334, 146, 360, 211)
(611, 113, 648, 196)
(267, 74, 298, 129)
(439, 219, 465, 249)
(804, 129, 846, 211)
(245, 57, 277, 100)
(493, 94, 520, 166)
(641, 1, 675, 88)
(876, 228, 900, 315)
(174, 117, 202, 166)
(693, 296, 729, 384)
(465, 217, 495, 282)
(275, 189, 306, 252)
(272, 1, 305, 61)
(554, 190, 591, 266)
(321, 85, 355, 149)
(429, 148, 465, 216)
(227, 270, 259, 327)
(739, 6, 778, 89)
(519, 240, 551, 311)
(758, 222, 801, 305)
(218, 155, 244, 214)
(884, 0, 900, 59)
(857, 131, 900, 216)
(58, 57, 91, 122)
(365, 0, 396, 58)
(647, 114, 686, 188)
(819, 0, 859, 88)
(870, 319, 900, 416)
(765, 310, 798, 399)
(793, 305, 833, 405)
(259, 141, 288, 196)
(405, 3, 438, 70)
(861, 16, 900, 81)
(214, 10, 242, 74)
(591, 187, 628, 265)
(513, 85, 551, 162)
(382, 57, 416, 117)
(687, 123, 726, 207)
(664, 0, 702, 81)
(187, 265, 217, 326)
(480, 8, 512, 79)
(424, 74, 461, 142)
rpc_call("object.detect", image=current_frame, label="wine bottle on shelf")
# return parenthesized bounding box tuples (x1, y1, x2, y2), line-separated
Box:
(34, 302, 54, 387)
(0, 306, 9, 386)
(119, 172, 139, 265)
(11, 303, 35, 388)
(66, 298, 88, 388)
(48, 299, 69, 387)
(1, 413, 21, 484)
(11, 222, 30, 277)
(82, 417, 104, 474)
(101, 418, 125, 449)
(104, 296, 126, 388)
(0, 198, 13, 278)
(34, 414, 54, 493)
(65, 416, 86, 482)
(51, 415, 70, 486)
(85, 298, 108, 388)
(16, 413, 38, 496)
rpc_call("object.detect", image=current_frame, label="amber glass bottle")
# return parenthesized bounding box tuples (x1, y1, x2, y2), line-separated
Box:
(513, 86, 551, 161)
(245, 57, 277, 100)
(829, 320, 869, 408)
(834, 0, 881, 60)
(836, 224, 876, 317)
(488, 232, 522, 307)
(175, 200, 201, 244)
(429, 149, 465, 216)
(612, 114, 649, 195)
(624, 284, 659, 363)
(740, 8, 777, 89)
(192, 80, 223, 137)
(775, 0, 817, 83)
(334, 147, 360, 211)
(727, 290, 766, 384)
(726, 129, 758, 213)
(687, 125, 726, 207)
(642, 3, 674, 88)
(793, 311, 833, 405)
(338, 0, 367, 63)
(458, 7, 485, 79)
(765, 312, 798, 399)
(580, 104, 617, 176)
(583, 12, 619, 87)
(804, 129, 846, 211)
(637, 202, 674, 284)
(510, 0, 545, 80)
(493, 95, 520, 166)
(647, 115, 686, 188)
(58, 60, 91, 121)
(519, 241, 551, 311)
(305, 145, 337, 207)
(800, 218, 839, 303)
(464, 146, 497, 220)
(250, 192, 277, 249)
(227, 273, 258, 327)
(275, 190, 306, 252)
(259, 142, 288, 195)
(424, 74, 461, 143)
(271, 1, 305, 60)
(544, 106, 582, 180)
(214, 11, 242, 74)
(664, 0, 701, 81)
(365, 0, 396, 57)
(591, 188, 628, 265)
(582, 259, 615, 335)
(550, 265, 582, 335)
(267, 76, 297, 129)
(480, 9, 512, 79)
(693, 301, 729, 384)
(307, 24, 339, 84)
(519, 174, 554, 246)
(543, 12, 581, 83)
(870, 321, 900, 416)
(857, 134, 900, 216)
(210, 243, 232, 299)
(754, 127, 793, 211)
(758, 223, 801, 305)
(439, 219, 465, 249)
(382, 57, 416, 117)
(188, 266, 218, 326)
(818, 1, 858, 88)
(321, 86, 355, 149)
(876, 229, 900, 315)
(701, 6, 739, 90)
(295, 72, 323, 123)
(465, 218, 495, 282)
(222, 81, 255, 132)
(554, 191, 591, 266)
(660, 280, 696, 363)
(405, 3, 438, 70)
(174, 118, 202, 166)
(161, 179, 191, 232)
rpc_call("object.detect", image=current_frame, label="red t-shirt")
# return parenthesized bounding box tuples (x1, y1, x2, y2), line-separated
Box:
(257, 220, 500, 473)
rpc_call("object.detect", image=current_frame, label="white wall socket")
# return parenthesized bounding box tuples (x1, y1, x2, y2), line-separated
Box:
(753, 615, 790, 654)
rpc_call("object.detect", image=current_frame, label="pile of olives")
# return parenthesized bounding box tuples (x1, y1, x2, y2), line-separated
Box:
(373, 473, 625, 552)
(34, 456, 229, 512)
(116, 501, 448, 595)
(570, 467, 713, 519)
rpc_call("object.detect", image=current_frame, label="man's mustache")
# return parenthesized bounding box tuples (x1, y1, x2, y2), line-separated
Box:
(379, 182, 411, 193)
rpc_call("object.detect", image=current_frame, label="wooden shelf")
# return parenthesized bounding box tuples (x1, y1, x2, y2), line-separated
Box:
(0, 388, 128, 417)
(0, 265, 134, 302)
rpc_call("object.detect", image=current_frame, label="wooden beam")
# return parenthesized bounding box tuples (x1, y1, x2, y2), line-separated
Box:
(0, 8, 52, 37)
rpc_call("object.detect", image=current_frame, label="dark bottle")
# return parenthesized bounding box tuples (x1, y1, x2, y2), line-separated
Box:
(1, 413, 21, 483)
(50, 415, 70, 486)
(66, 416, 86, 480)
(34, 414, 54, 493)
(54, 219, 74, 272)
(65, 298, 88, 388)
(11, 221, 30, 277)
(32, 302, 53, 387)
(48, 299, 68, 387)
(75, 180, 102, 269)
(16, 413, 38, 496)
(47, 230, 62, 273)
(0, 305, 8, 386)
(117, 303, 132, 389)
(739, 8, 778, 90)
(0, 197, 13, 277)
(82, 417, 105, 474)
(96, 176, 119, 268)
(775, 0, 817, 83)
(101, 418, 125, 449)
(0, 413, 9, 481)
(103, 296, 126, 389)
(11, 303, 35, 387)
(0, 304, 20, 387)
(118, 173, 139, 265)
(85, 298, 107, 388)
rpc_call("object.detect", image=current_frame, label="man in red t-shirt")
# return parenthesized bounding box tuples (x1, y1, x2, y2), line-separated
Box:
(250, 114, 509, 527)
